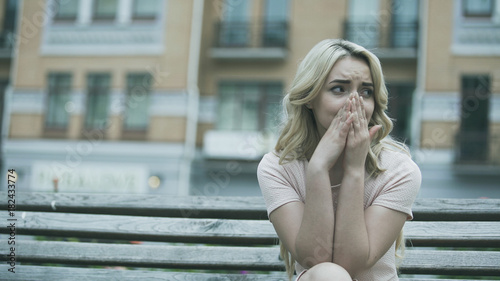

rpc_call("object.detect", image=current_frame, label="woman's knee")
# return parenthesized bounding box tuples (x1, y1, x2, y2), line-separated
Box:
(301, 262, 351, 281)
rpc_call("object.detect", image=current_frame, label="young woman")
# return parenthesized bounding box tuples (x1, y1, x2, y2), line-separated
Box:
(257, 39, 421, 281)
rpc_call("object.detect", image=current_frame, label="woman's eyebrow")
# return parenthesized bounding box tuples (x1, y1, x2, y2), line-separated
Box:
(329, 79, 350, 84)
(329, 79, 374, 87)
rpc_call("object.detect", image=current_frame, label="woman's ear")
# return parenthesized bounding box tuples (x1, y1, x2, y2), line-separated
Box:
(306, 102, 313, 109)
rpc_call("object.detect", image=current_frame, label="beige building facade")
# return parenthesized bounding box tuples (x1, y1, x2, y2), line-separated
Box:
(417, 0, 500, 165)
(5, 0, 195, 194)
(2, 0, 498, 195)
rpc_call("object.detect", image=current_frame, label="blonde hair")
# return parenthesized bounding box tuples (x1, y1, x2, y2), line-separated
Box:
(275, 39, 409, 279)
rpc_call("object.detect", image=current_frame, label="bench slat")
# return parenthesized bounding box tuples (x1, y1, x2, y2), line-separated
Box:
(2, 212, 499, 247)
(1, 266, 497, 281)
(2, 241, 499, 275)
(2, 241, 283, 271)
(4, 192, 500, 221)
(400, 249, 500, 276)
(1, 212, 276, 245)
(404, 221, 500, 247)
(0, 265, 289, 281)
(3, 192, 267, 219)
(412, 198, 500, 221)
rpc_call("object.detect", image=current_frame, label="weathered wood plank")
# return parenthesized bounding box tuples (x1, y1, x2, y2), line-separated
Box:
(1, 241, 284, 271)
(1, 192, 268, 220)
(0, 212, 278, 245)
(412, 198, 500, 221)
(1, 241, 499, 275)
(0, 265, 289, 281)
(3, 193, 500, 221)
(1, 212, 500, 247)
(404, 221, 500, 247)
(400, 249, 500, 276)
(1, 265, 496, 281)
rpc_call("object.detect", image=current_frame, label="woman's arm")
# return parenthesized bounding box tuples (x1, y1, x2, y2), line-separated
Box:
(270, 163, 335, 268)
(333, 170, 407, 276)
(332, 94, 405, 277)
(270, 99, 353, 268)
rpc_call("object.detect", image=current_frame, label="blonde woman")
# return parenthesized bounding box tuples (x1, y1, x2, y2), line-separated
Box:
(257, 39, 421, 281)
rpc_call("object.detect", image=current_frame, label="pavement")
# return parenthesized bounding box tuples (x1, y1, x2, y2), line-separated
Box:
(418, 164, 500, 199)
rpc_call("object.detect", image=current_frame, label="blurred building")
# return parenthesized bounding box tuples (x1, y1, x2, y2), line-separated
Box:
(1, 0, 499, 195)
(194, 0, 419, 196)
(416, 0, 500, 167)
(0, 0, 16, 173)
(4, 0, 193, 194)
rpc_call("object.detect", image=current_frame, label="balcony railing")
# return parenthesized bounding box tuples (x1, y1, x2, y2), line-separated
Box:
(344, 20, 418, 50)
(214, 20, 288, 48)
(40, 25, 163, 55)
(452, 21, 500, 55)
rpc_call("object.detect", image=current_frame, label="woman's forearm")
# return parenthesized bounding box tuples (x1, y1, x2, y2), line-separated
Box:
(333, 167, 370, 275)
(294, 161, 335, 268)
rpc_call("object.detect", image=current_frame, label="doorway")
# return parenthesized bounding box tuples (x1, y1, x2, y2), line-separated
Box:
(457, 75, 490, 163)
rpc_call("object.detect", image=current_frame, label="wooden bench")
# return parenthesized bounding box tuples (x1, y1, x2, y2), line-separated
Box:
(1, 192, 500, 280)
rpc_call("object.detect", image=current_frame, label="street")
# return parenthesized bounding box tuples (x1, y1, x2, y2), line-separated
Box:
(419, 164, 500, 199)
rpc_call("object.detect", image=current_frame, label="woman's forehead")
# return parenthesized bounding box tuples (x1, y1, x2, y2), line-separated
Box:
(326, 57, 373, 83)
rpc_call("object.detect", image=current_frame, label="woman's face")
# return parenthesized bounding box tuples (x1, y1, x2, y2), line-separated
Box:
(309, 56, 375, 137)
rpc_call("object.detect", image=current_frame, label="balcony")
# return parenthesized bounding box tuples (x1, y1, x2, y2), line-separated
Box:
(344, 20, 418, 60)
(40, 25, 164, 56)
(452, 22, 500, 56)
(210, 20, 288, 61)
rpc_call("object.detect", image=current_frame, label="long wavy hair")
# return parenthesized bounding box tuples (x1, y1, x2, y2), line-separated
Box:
(275, 39, 409, 280)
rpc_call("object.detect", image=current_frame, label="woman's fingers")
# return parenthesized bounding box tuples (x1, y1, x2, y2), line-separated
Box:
(355, 93, 364, 126)
(369, 125, 382, 140)
(344, 99, 352, 122)
(343, 111, 353, 136)
(328, 99, 347, 132)
(360, 96, 366, 120)
(352, 96, 360, 130)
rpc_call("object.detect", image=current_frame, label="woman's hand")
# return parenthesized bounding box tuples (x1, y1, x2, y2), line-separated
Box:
(343, 93, 381, 169)
(310, 96, 354, 171)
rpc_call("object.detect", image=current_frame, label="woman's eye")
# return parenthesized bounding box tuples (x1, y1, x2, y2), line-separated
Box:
(361, 89, 373, 97)
(330, 86, 345, 94)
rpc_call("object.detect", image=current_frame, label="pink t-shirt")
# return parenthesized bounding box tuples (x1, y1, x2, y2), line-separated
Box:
(257, 148, 421, 281)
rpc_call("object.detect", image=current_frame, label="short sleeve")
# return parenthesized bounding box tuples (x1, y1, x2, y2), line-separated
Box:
(257, 153, 302, 219)
(371, 150, 422, 220)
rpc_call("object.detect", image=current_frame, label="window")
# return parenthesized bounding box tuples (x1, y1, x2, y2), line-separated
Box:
(93, 0, 117, 20)
(124, 73, 152, 130)
(132, 0, 158, 20)
(218, 0, 251, 47)
(263, 0, 288, 47)
(217, 82, 282, 131)
(462, 0, 494, 17)
(345, 0, 380, 48)
(391, 0, 418, 48)
(54, 0, 79, 21)
(85, 73, 111, 129)
(45, 73, 72, 129)
(386, 83, 415, 144)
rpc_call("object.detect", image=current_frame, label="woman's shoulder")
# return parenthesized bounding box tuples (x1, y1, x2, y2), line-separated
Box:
(258, 151, 307, 175)
(379, 146, 420, 174)
(258, 151, 281, 170)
